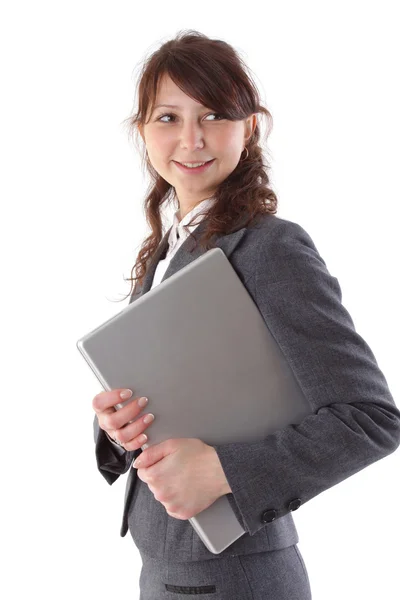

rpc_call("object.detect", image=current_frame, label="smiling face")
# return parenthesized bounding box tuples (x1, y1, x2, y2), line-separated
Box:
(138, 74, 256, 220)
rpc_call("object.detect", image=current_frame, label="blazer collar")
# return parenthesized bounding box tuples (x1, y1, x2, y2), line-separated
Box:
(139, 216, 247, 296)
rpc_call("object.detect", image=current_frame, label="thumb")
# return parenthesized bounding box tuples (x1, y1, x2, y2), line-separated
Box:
(132, 440, 169, 469)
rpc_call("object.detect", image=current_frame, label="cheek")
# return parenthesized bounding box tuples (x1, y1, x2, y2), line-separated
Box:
(216, 139, 244, 164)
(219, 124, 243, 143)
(145, 130, 171, 153)
(220, 145, 242, 166)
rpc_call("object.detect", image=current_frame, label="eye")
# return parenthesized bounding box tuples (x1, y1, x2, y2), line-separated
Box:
(157, 113, 224, 123)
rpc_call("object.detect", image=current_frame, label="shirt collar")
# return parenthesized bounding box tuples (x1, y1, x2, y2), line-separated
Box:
(168, 196, 216, 251)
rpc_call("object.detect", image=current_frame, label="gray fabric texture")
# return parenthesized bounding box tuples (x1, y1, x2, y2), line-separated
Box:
(137, 543, 312, 599)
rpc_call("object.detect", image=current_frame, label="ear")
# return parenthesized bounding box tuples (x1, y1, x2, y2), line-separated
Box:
(137, 123, 144, 142)
(244, 114, 257, 143)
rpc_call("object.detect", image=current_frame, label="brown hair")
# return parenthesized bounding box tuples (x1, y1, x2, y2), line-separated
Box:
(119, 29, 278, 301)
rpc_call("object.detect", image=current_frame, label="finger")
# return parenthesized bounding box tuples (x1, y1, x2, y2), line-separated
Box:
(108, 396, 148, 430)
(116, 412, 154, 445)
(92, 389, 135, 413)
(99, 398, 149, 433)
(122, 432, 148, 452)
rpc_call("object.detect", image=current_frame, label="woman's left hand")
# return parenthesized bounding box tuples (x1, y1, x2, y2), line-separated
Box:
(133, 438, 231, 520)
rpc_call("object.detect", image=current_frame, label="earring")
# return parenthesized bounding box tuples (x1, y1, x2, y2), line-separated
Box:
(240, 147, 249, 161)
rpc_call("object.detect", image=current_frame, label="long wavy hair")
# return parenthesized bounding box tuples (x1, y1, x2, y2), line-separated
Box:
(119, 29, 278, 301)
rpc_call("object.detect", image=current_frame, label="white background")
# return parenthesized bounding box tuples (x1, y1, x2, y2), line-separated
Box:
(1, 1, 399, 598)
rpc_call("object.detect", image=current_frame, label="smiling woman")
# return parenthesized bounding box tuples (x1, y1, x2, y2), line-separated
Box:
(119, 30, 277, 297)
(136, 73, 258, 219)
(92, 27, 400, 600)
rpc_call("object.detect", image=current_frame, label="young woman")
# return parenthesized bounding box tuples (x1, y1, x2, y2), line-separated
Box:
(92, 30, 400, 599)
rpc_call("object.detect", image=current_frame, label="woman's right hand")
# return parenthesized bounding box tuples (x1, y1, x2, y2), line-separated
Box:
(92, 389, 155, 451)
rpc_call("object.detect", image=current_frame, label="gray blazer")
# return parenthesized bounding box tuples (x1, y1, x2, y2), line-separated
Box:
(93, 212, 400, 562)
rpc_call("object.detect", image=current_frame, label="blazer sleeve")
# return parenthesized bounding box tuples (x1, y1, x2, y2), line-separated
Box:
(213, 219, 400, 536)
(93, 413, 138, 485)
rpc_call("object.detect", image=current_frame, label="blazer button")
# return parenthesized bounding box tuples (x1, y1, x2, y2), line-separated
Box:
(261, 509, 277, 523)
(288, 498, 302, 511)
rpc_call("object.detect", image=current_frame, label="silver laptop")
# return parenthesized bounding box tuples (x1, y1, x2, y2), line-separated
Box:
(77, 248, 312, 554)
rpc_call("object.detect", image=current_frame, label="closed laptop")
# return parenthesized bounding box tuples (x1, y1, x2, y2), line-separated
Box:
(77, 248, 312, 554)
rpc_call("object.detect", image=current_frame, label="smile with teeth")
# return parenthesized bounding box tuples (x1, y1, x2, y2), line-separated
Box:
(178, 160, 211, 168)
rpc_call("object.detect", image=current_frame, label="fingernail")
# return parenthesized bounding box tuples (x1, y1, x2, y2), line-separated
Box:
(132, 458, 141, 468)
(138, 396, 148, 407)
(120, 389, 133, 400)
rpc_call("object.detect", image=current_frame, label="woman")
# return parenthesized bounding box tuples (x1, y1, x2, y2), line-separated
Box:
(92, 30, 400, 599)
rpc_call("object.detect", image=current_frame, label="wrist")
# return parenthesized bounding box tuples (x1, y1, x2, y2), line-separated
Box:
(209, 446, 232, 497)
(105, 431, 126, 450)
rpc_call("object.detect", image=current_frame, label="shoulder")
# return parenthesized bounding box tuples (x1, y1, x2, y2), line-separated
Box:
(247, 213, 322, 258)
(247, 213, 334, 285)
(249, 212, 314, 241)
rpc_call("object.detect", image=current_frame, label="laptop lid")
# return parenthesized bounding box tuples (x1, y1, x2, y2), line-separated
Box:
(77, 248, 312, 553)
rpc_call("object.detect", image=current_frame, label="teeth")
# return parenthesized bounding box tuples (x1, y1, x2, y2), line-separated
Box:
(180, 161, 208, 168)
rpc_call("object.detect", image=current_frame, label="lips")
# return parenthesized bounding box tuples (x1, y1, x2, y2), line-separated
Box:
(174, 159, 214, 166)
(173, 159, 216, 174)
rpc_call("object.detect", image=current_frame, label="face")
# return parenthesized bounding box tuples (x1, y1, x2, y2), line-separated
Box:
(138, 74, 257, 220)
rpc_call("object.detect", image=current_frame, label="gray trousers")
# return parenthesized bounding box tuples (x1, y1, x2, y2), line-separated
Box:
(138, 544, 312, 599)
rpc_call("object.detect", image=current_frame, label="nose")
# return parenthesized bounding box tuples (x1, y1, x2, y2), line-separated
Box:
(179, 120, 205, 152)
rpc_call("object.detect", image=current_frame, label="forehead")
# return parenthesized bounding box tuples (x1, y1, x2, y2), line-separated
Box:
(154, 75, 206, 109)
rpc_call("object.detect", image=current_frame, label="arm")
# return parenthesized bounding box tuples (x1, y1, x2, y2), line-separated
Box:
(213, 219, 400, 535)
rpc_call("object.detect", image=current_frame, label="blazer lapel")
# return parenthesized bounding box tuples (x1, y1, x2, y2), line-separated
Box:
(137, 217, 247, 297)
